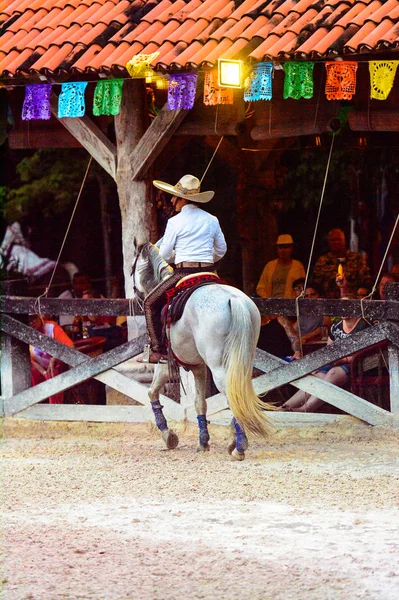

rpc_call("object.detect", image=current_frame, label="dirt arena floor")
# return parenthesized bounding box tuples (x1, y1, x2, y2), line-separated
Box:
(1, 417, 399, 600)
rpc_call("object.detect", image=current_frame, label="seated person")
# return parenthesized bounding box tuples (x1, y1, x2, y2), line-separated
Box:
(30, 314, 74, 404)
(59, 272, 92, 327)
(312, 228, 372, 299)
(256, 234, 305, 303)
(281, 301, 369, 412)
(390, 264, 399, 281)
(378, 272, 397, 300)
(292, 280, 330, 346)
(77, 288, 116, 327)
(256, 236, 305, 357)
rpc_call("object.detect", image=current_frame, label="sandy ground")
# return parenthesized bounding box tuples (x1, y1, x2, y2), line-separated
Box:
(1, 417, 399, 600)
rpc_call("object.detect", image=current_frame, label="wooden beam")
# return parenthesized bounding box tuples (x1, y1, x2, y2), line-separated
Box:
(388, 344, 399, 414)
(3, 295, 399, 321)
(255, 323, 390, 392)
(0, 296, 143, 316)
(129, 102, 195, 180)
(19, 404, 153, 422)
(209, 410, 379, 428)
(253, 346, 394, 426)
(50, 93, 117, 180)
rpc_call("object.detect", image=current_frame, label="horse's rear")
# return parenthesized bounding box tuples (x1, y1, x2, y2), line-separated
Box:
(167, 284, 274, 458)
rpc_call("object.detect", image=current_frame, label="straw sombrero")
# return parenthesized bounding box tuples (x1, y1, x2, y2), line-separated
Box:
(153, 174, 214, 203)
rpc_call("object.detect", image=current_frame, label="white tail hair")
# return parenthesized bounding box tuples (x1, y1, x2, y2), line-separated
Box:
(223, 297, 275, 437)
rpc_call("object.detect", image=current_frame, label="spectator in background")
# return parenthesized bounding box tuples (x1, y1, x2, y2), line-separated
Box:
(378, 272, 397, 300)
(30, 313, 74, 404)
(390, 264, 399, 281)
(293, 281, 330, 346)
(281, 300, 369, 412)
(313, 228, 372, 299)
(256, 234, 305, 302)
(256, 236, 305, 357)
(58, 272, 91, 327)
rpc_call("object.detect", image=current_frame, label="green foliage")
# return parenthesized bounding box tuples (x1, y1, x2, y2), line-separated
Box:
(4, 148, 90, 222)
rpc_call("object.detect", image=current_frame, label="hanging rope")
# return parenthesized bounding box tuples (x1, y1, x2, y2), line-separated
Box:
(201, 136, 224, 184)
(33, 156, 93, 315)
(360, 211, 399, 323)
(295, 133, 336, 357)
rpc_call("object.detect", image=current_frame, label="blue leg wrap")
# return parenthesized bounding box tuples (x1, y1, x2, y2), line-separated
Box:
(233, 417, 248, 453)
(151, 401, 168, 431)
(197, 415, 210, 446)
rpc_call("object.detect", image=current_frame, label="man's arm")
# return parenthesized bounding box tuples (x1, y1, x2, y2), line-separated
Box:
(213, 223, 227, 262)
(159, 221, 177, 263)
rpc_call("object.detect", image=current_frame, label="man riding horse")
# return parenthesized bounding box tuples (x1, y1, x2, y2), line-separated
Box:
(138, 174, 227, 363)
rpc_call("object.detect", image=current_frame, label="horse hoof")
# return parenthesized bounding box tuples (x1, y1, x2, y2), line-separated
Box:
(196, 444, 210, 453)
(231, 448, 245, 461)
(162, 429, 179, 450)
(227, 440, 236, 455)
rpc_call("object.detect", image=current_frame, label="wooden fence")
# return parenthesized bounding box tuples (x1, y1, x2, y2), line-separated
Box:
(1, 282, 399, 428)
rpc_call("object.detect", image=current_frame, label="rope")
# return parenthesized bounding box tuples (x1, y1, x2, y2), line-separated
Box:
(35, 156, 93, 309)
(200, 136, 224, 184)
(295, 133, 336, 357)
(360, 211, 399, 325)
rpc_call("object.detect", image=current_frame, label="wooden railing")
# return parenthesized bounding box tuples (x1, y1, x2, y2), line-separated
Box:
(1, 282, 399, 427)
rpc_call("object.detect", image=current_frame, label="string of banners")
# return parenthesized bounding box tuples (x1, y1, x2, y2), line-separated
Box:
(19, 54, 399, 120)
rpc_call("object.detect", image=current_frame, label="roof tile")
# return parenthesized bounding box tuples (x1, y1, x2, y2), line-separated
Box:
(1, 1, 399, 79)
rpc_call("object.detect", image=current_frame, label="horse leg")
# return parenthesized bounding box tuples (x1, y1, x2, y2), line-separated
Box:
(209, 366, 249, 461)
(228, 417, 248, 461)
(148, 363, 179, 450)
(191, 364, 210, 452)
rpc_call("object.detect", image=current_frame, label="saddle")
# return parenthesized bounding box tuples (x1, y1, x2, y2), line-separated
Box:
(162, 272, 220, 329)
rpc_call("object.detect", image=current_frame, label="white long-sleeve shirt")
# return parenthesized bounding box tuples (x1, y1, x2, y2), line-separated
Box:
(159, 204, 227, 265)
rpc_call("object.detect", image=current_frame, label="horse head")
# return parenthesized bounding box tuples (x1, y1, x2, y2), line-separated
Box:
(131, 240, 173, 299)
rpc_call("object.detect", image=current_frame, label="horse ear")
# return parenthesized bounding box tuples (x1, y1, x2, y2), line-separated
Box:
(133, 237, 138, 252)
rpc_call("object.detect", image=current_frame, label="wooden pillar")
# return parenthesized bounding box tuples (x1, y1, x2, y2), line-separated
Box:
(114, 79, 157, 299)
(388, 344, 399, 413)
(386, 283, 399, 413)
(0, 282, 31, 414)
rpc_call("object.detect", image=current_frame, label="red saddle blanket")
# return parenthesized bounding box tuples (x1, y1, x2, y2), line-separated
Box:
(163, 272, 220, 327)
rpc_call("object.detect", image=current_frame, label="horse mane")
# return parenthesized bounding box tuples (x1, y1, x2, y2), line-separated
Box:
(140, 243, 172, 291)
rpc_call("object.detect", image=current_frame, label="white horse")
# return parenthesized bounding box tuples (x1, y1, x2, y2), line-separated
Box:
(131, 241, 275, 461)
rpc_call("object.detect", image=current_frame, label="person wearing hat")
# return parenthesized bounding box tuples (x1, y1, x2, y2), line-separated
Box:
(256, 234, 305, 300)
(138, 174, 227, 363)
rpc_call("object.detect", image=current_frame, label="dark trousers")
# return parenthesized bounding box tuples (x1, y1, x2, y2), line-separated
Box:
(144, 267, 216, 352)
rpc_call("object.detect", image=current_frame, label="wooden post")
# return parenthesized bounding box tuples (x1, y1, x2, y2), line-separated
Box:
(114, 79, 157, 300)
(388, 344, 399, 413)
(386, 283, 399, 413)
(1, 331, 31, 414)
(0, 280, 31, 414)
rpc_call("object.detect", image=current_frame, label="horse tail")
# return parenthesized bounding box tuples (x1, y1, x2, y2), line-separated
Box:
(223, 297, 275, 437)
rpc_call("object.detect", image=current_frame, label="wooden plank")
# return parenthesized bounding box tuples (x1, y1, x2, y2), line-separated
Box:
(254, 324, 389, 392)
(50, 93, 117, 180)
(253, 348, 394, 426)
(1, 315, 183, 420)
(4, 335, 148, 416)
(96, 368, 184, 421)
(129, 85, 202, 181)
(388, 344, 399, 414)
(2, 295, 399, 320)
(0, 295, 142, 316)
(253, 296, 399, 320)
(19, 404, 153, 422)
(209, 410, 369, 428)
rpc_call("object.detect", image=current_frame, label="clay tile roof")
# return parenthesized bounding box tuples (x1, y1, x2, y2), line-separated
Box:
(1, 0, 399, 81)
